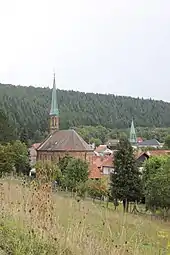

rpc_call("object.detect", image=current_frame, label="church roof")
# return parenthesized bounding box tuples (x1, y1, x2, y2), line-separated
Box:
(37, 129, 93, 152)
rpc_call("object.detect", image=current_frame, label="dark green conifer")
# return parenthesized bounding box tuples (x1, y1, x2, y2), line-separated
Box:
(110, 137, 142, 212)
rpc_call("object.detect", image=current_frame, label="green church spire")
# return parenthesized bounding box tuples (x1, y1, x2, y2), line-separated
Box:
(50, 73, 59, 116)
(129, 119, 137, 144)
(49, 73, 59, 133)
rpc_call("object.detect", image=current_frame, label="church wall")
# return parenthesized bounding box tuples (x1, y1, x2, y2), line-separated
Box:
(36, 150, 93, 170)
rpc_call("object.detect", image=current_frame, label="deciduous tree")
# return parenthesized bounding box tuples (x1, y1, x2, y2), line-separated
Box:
(63, 158, 89, 190)
(145, 158, 170, 215)
(11, 140, 30, 175)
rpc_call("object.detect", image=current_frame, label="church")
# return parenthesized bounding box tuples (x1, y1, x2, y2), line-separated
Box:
(36, 75, 94, 167)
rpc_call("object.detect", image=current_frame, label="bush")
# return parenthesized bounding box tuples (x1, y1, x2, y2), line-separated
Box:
(87, 179, 108, 201)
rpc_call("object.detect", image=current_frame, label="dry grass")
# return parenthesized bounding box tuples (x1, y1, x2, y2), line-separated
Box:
(0, 177, 170, 255)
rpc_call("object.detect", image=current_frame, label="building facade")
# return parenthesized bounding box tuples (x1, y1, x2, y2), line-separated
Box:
(36, 74, 94, 168)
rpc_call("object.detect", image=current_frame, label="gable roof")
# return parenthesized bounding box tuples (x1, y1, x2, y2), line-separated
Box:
(95, 145, 107, 153)
(93, 155, 114, 168)
(147, 150, 170, 156)
(89, 162, 102, 179)
(37, 129, 93, 152)
(89, 155, 114, 179)
(138, 139, 160, 146)
(136, 150, 170, 160)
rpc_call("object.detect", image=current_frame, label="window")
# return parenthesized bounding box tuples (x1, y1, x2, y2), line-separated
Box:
(103, 167, 109, 175)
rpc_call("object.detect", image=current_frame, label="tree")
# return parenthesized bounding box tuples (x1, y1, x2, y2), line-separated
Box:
(58, 154, 73, 173)
(0, 143, 14, 176)
(87, 179, 108, 202)
(110, 137, 142, 212)
(20, 127, 29, 146)
(11, 140, 30, 175)
(62, 158, 89, 190)
(145, 158, 170, 215)
(0, 141, 30, 176)
(164, 135, 170, 149)
(89, 137, 101, 147)
(0, 110, 15, 144)
(143, 155, 168, 183)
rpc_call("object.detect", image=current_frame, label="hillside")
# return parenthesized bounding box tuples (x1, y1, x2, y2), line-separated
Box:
(0, 83, 170, 142)
(1, 179, 170, 255)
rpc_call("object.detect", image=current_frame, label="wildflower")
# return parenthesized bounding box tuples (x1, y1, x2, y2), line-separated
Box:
(167, 241, 170, 248)
(157, 231, 168, 239)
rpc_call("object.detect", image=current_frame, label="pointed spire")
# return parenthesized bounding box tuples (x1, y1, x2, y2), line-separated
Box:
(49, 73, 59, 133)
(129, 119, 137, 144)
(50, 73, 59, 116)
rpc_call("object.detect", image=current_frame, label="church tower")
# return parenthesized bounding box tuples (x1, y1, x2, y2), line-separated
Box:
(49, 73, 59, 133)
(129, 119, 137, 144)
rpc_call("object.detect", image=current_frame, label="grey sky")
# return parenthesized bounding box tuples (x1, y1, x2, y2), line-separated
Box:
(0, 0, 170, 101)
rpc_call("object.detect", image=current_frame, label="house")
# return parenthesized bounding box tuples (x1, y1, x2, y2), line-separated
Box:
(36, 74, 94, 169)
(137, 139, 162, 148)
(136, 150, 170, 166)
(137, 137, 143, 143)
(89, 160, 102, 179)
(89, 155, 114, 179)
(106, 139, 119, 150)
(95, 145, 113, 156)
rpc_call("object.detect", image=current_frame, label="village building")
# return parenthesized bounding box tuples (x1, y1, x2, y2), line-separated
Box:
(136, 150, 170, 164)
(137, 138, 162, 149)
(89, 155, 114, 179)
(106, 139, 119, 150)
(36, 74, 94, 169)
(135, 149, 170, 173)
(95, 145, 113, 156)
(129, 120, 162, 149)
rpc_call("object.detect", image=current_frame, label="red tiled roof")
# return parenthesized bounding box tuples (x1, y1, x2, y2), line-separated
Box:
(147, 150, 170, 156)
(137, 137, 143, 143)
(89, 155, 114, 179)
(95, 145, 107, 153)
(93, 155, 114, 168)
(101, 156, 113, 167)
(89, 163, 102, 179)
(136, 150, 170, 159)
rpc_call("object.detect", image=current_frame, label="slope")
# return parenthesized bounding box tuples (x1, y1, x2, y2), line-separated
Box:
(0, 83, 170, 140)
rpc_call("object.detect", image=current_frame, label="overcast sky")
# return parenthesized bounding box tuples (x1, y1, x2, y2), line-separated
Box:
(0, 0, 170, 101)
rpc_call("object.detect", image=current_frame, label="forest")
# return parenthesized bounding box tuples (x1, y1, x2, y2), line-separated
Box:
(1, 83, 170, 144)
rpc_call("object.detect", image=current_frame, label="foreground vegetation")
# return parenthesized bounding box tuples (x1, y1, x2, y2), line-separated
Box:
(0, 137, 170, 254)
(0, 178, 170, 255)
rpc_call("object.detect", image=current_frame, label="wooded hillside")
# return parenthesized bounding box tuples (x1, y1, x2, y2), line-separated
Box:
(0, 83, 170, 143)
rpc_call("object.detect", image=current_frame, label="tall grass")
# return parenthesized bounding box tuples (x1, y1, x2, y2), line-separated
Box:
(0, 177, 170, 255)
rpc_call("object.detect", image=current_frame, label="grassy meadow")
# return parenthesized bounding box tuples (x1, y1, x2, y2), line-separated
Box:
(0, 178, 170, 255)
